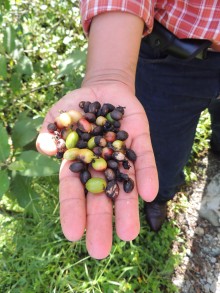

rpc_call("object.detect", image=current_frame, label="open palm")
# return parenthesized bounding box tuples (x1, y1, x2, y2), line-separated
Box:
(36, 82, 158, 259)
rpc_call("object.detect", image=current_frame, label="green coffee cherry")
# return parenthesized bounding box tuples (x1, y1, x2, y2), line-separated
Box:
(77, 148, 95, 164)
(85, 177, 107, 194)
(66, 131, 79, 149)
(106, 112, 115, 123)
(87, 136, 96, 149)
(63, 148, 80, 160)
(92, 157, 107, 171)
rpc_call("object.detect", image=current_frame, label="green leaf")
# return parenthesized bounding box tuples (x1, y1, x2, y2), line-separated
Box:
(12, 114, 43, 148)
(0, 123, 10, 162)
(0, 0, 10, 10)
(3, 26, 16, 54)
(17, 150, 59, 177)
(0, 55, 7, 78)
(16, 55, 33, 77)
(10, 174, 39, 209)
(0, 170, 10, 199)
(57, 49, 86, 78)
(10, 72, 22, 93)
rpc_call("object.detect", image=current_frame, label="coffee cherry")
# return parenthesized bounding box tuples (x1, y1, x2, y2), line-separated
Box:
(56, 138, 66, 152)
(104, 168, 116, 181)
(63, 148, 80, 160)
(92, 157, 107, 171)
(77, 149, 95, 164)
(100, 103, 115, 116)
(69, 161, 85, 173)
(105, 180, 119, 200)
(77, 118, 92, 133)
(106, 113, 115, 123)
(82, 101, 91, 113)
(88, 137, 96, 149)
(104, 131, 116, 142)
(113, 120, 121, 129)
(102, 147, 113, 160)
(65, 131, 79, 149)
(61, 128, 72, 140)
(110, 109, 123, 121)
(89, 101, 101, 114)
(56, 152, 64, 159)
(122, 159, 131, 170)
(96, 116, 107, 126)
(68, 110, 82, 123)
(112, 140, 125, 151)
(76, 139, 88, 149)
(115, 106, 125, 115)
(85, 177, 107, 194)
(84, 112, 96, 123)
(94, 136, 107, 147)
(107, 159, 119, 170)
(81, 132, 91, 141)
(123, 178, 134, 193)
(125, 148, 137, 162)
(91, 125, 103, 136)
(116, 130, 128, 141)
(56, 112, 72, 128)
(80, 170, 91, 184)
(47, 123, 57, 133)
(112, 151, 126, 162)
(93, 146, 103, 157)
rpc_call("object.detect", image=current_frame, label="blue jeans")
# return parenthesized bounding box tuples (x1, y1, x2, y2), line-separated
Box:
(135, 41, 220, 203)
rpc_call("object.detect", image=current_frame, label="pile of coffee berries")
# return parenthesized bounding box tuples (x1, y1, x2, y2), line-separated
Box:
(47, 101, 137, 200)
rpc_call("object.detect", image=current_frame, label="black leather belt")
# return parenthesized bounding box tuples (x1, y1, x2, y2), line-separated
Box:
(143, 20, 212, 60)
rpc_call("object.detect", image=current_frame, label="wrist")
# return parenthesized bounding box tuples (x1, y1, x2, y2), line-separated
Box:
(82, 68, 135, 93)
(82, 12, 143, 93)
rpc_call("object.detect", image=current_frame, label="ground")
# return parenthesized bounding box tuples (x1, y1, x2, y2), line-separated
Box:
(171, 151, 220, 293)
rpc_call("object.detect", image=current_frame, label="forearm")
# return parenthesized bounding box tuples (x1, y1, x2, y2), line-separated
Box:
(82, 12, 144, 92)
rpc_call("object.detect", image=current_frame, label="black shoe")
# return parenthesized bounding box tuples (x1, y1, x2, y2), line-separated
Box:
(144, 202, 167, 232)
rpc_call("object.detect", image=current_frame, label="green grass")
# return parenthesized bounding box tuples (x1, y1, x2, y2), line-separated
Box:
(0, 187, 181, 293)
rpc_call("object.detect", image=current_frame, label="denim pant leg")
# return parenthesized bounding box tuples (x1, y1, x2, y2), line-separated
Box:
(209, 97, 220, 151)
(135, 42, 220, 203)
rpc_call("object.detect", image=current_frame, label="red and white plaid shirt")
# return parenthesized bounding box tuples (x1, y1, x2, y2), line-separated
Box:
(80, 0, 220, 48)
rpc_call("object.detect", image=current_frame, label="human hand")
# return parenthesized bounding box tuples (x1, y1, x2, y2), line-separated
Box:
(36, 82, 158, 259)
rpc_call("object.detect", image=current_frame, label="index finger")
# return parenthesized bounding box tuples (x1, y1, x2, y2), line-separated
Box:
(59, 159, 86, 241)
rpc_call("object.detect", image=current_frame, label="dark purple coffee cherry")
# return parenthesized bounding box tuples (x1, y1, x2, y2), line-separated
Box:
(92, 126, 103, 136)
(100, 103, 115, 116)
(88, 101, 101, 115)
(80, 170, 91, 184)
(83, 101, 91, 113)
(47, 123, 57, 133)
(69, 161, 85, 173)
(116, 130, 128, 141)
(93, 146, 103, 157)
(122, 159, 131, 170)
(126, 148, 137, 162)
(115, 106, 125, 115)
(84, 112, 96, 123)
(76, 139, 88, 149)
(56, 152, 64, 159)
(104, 168, 116, 181)
(107, 159, 119, 170)
(81, 132, 91, 141)
(110, 109, 123, 121)
(123, 178, 134, 193)
(105, 180, 119, 200)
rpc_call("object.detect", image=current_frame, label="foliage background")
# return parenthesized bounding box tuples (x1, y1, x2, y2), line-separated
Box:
(0, 1, 211, 292)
